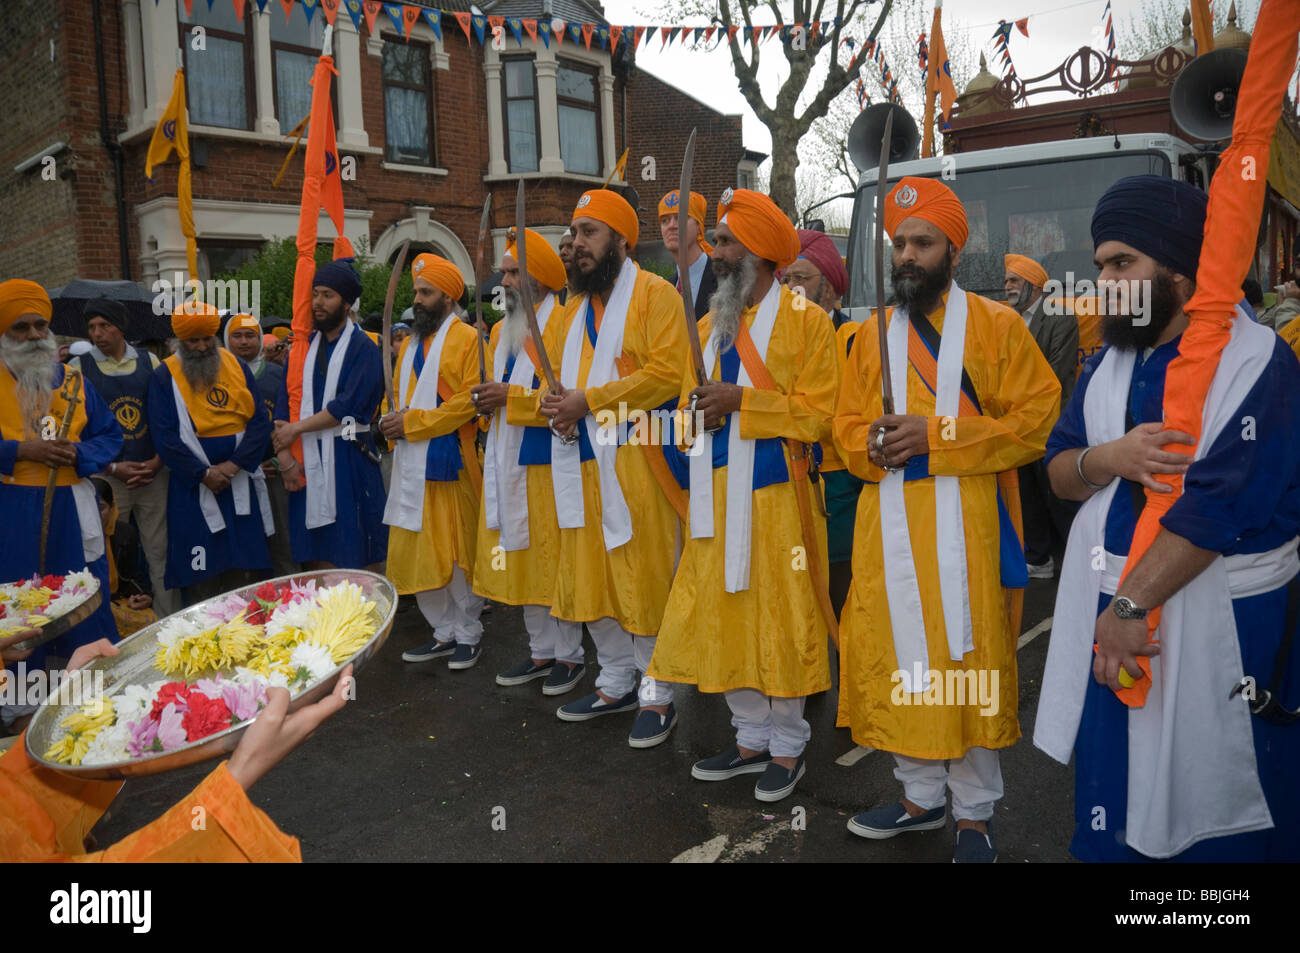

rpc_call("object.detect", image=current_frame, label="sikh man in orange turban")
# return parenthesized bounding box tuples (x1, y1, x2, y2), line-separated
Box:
(382, 254, 486, 671)
(536, 188, 690, 744)
(0, 280, 121, 710)
(648, 188, 838, 802)
(470, 229, 586, 696)
(1004, 253, 1078, 580)
(660, 189, 717, 320)
(147, 301, 273, 605)
(833, 177, 1060, 862)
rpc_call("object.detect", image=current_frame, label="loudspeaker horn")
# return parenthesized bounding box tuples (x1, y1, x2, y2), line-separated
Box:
(847, 103, 920, 173)
(1171, 47, 1249, 142)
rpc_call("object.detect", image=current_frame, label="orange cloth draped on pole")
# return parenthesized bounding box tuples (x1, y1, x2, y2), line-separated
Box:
(0, 738, 300, 862)
(144, 68, 197, 277)
(1190, 0, 1215, 54)
(285, 35, 353, 467)
(1115, 0, 1298, 708)
(921, 1, 958, 159)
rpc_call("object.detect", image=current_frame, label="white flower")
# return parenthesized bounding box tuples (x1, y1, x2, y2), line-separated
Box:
(288, 642, 334, 686)
(156, 614, 202, 652)
(63, 570, 98, 594)
(116, 682, 159, 719)
(81, 720, 131, 766)
(266, 598, 316, 639)
(265, 669, 290, 690)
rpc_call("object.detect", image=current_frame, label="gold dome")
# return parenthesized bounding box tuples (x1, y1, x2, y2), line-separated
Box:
(956, 52, 1002, 117)
(1120, 7, 1195, 90)
(1214, 2, 1251, 51)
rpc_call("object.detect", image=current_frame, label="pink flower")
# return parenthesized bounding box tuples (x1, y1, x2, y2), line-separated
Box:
(156, 702, 187, 750)
(287, 579, 317, 603)
(221, 679, 267, 722)
(126, 716, 158, 757)
(195, 676, 227, 698)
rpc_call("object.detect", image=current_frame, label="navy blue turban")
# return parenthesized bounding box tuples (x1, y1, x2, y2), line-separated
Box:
(1091, 175, 1208, 281)
(313, 258, 363, 304)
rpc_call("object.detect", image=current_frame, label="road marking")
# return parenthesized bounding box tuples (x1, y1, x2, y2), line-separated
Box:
(721, 823, 786, 861)
(1018, 615, 1053, 650)
(835, 745, 875, 766)
(671, 833, 729, 863)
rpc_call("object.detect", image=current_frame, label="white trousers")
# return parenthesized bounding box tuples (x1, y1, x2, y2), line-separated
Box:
(725, 689, 811, 759)
(586, 618, 674, 705)
(523, 604, 584, 665)
(892, 747, 1004, 823)
(415, 566, 484, 645)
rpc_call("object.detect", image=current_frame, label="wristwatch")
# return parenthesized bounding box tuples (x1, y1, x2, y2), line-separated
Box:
(1111, 595, 1148, 620)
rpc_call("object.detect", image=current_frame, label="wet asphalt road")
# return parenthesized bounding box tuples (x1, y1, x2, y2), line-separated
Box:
(94, 576, 1074, 863)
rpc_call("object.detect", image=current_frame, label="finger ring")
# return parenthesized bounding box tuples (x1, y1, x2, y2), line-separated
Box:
(876, 428, 886, 450)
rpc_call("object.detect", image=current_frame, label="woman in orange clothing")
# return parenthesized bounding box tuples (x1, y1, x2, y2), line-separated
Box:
(0, 632, 350, 862)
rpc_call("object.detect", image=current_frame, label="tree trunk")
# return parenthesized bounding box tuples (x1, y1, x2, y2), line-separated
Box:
(767, 115, 801, 219)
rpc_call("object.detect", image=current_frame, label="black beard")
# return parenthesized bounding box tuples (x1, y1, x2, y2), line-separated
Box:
(571, 242, 622, 297)
(892, 255, 953, 317)
(1100, 269, 1180, 351)
(179, 345, 221, 391)
(312, 303, 347, 335)
(411, 300, 447, 338)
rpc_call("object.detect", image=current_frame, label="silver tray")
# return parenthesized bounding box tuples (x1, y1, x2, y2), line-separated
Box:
(25, 569, 397, 780)
(5, 588, 104, 653)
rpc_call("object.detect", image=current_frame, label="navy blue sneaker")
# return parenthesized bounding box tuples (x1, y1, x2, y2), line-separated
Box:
(690, 746, 773, 781)
(847, 802, 947, 840)
(556, 690, 637, 722)
(541, 661, 586, 696)
(402, 638, 456, 663)
(953, 824, 997, 863)
(628, 703, 676, 749)
(754, 755, 806, 802)
(447, 643, 482, 670)
(496, 658, 555, 686)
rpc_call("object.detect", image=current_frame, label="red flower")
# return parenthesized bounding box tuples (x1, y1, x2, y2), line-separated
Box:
(254, 581, 280, 603)
(278, 584, 294, 604)
(40, 574, 65, 590)
(0, 605, 6, 619)
(150, 681, 191, 721)
(181, 691, 232, 742)
(244, 599, 267, 626)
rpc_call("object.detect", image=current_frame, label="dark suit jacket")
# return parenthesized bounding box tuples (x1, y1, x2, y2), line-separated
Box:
(673, 256, 717, 318)
(1024, 294, 1079, 405)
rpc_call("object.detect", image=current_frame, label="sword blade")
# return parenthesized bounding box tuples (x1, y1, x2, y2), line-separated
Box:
(677, 128, 708, 386)
(472, 194, 492, 391)
(513, 179, 560, 393)
(874, 109, 896, 416)
(381, 240, 411, 410)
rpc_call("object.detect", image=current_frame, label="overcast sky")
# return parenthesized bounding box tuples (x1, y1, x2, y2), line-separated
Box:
(604, 0, 1262, 158)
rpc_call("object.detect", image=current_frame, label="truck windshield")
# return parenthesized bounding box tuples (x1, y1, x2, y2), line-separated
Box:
(847, 151, 1173, 307)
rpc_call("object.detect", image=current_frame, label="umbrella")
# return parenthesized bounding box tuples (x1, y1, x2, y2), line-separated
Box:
(48, 279, 173, 342)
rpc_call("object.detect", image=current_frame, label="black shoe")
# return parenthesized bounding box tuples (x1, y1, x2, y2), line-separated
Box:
(754, 756, 805, 802)
(690, 746, 773, 781)
(496, 658, 555, 686)
(402, 638, 455, 663)
(541, 661, 586, 696)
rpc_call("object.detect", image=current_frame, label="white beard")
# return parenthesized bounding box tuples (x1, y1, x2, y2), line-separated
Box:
(707, 253, 758, 352)
(0, 335, 57, 436)
(501, 289, 529, 359)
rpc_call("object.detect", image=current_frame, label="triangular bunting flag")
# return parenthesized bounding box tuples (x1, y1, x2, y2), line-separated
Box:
(809, 20, 819, 42)
(343, 0, 364, 31)
(472, 14, 487, 45)
(180, 0, 194, 15)
(382, 4, 403, 36)
(596, 24, 609, 49)
(362, 1, 381, 34)
(278, 0, 293, 25)
(507, 17, 523, 45)
(610, 25, 622, 49)
(231, 0, 247, 21)
(582, 22, 594, 50)
(402, 4, 420, 36)
(552, 19, 565, 46)
(660, 26, 673, 50)
(523, 17, 538, 43)
(301, 0, 318, 25)
(1015, 16, 1029, 37)
(780, 24, 792, 43)
(704, 25, 716, 44)
(488, 15, 504, 40)
(743, 25, 755, 45)
(423, 8, 442, 41)
(727, 25, 738, 44)
(454, 10, 472, 42)
(633, 25, 645, 48)
(255, 0, 270, 13)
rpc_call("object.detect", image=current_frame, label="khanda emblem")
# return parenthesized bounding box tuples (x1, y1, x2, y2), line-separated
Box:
(206, 385, 230, 410)
(895, 185, 918, 209)
(115, 403, 141, 433)
(163, 119, 176, 142)
(325, 151, 337, 176)
(664, 191, 681, 209)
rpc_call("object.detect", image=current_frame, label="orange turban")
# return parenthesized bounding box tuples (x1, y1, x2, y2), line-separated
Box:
(505, 228, 567, 292)
(658, 189, 714, 256)
(411, 253, 465, 301)
(0, 279, 52, 335)
(172, 301, 221, 340)
(716, 188, 801, 269)
(223, 312, 260, 350)
(1004, 254, 1048, 289)
(884, 176, 969, 250)
(573, 189, 639, 248)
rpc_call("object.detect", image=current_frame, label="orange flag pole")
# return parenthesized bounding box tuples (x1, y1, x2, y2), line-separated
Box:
(1114, 0, 1298, 707)
(286, 26, 339, 464)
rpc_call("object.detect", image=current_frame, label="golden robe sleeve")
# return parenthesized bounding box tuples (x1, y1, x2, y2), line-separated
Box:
(924, 298, 1060, 477)
(584, 274, 689, 422)
(0, 738, 300, 863)
(404, 325, 482, 442)
(833, 311, 891, 485)
(738, 300, 837, 443)
(506, 302, 570, 429)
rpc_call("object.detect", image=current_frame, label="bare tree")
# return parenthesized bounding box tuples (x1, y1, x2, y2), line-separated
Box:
(1117, 0, 1257, 59)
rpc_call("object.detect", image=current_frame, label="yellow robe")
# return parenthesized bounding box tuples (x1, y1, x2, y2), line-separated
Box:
(819, 319, 861, 473)
(833, 291, 1060, 759)
(472, 320, 563, 607)
(540, 265, 689, 635)
(0, 739, 300, 862)
(385, 321, 482, 595)
(1280, 316, 1300, 361)
(650, 288, 836, 696)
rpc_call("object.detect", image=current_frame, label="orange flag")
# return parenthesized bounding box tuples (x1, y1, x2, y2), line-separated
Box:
(1115, 0, 1297, 707)
(922, 1, 958, 158)
(1190, 0, 1215, 54)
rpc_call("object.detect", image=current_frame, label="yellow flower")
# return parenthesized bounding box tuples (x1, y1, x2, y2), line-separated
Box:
(45, 696, 115, 766)
(307, 583, 378, 663)
(14, 587, 53, 611)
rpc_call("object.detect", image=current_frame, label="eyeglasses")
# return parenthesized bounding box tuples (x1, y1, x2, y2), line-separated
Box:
(781, 271, 822, 285)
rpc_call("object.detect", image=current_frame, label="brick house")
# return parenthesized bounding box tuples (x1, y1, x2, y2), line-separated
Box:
(0, 0, 758, 296)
